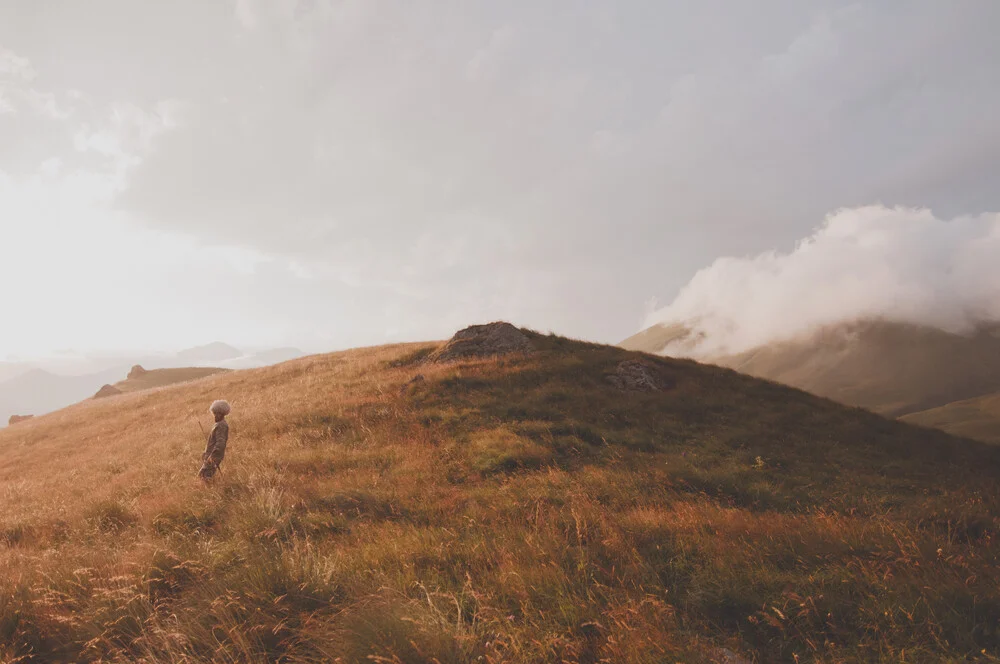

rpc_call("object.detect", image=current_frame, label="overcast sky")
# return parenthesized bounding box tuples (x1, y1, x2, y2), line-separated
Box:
(1, 1, 998, 358)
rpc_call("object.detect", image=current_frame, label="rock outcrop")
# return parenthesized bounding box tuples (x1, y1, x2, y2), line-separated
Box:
(432, 322, 534, 363)
(127, 365, 147, 379)
(606, 360, 666, 392)
(8, 414, 33, 426)
(93, 384, 122, 399)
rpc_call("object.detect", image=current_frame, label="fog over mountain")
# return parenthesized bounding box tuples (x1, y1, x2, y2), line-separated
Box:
(3, 1, 999, 357)
(643, 205, 1000, 357)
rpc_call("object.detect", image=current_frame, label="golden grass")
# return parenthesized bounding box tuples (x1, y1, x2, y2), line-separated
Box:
(112, 368, 230, 395)
(902, 392, 1000, 445)
(1, 332, 999, 662)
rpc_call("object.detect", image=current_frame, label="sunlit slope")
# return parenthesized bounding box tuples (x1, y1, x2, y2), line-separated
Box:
(1, 330, 999, 662)
(714, 322, 1000, 417)
(618, 321, 695, 353)
(902, 391, 1000, 444)
(111, 366, 229, 394)
(623, 320, 1000, 418)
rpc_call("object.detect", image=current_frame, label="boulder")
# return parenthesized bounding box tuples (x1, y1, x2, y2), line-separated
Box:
(607, 360, 664, 392)
(433, 322, 534, 363)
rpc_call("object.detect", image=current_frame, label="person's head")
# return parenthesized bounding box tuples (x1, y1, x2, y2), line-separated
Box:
(209, 400, 231, 422)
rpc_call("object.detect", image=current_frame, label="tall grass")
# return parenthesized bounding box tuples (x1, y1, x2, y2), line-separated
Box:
(0, 335, 998, 662)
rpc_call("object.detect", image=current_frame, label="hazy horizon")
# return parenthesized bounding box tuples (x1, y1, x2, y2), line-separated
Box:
(2, 1, 999, 359)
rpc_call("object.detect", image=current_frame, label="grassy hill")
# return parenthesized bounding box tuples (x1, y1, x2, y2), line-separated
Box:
(1, 329, 999, 662)
(902, 392, 1000, 445)
(110, 366, 230, 395)
(711, 321, 1000, 418)
(622, 320, 1000, 444)
(619, 321, 696, 355)
(1, 366, 228, 429)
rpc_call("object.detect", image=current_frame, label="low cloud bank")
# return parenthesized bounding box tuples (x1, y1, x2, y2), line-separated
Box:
(645, 205, 1000, 356)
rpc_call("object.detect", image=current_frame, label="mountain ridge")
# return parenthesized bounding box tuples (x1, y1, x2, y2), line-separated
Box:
(621, 319, 1000, 440)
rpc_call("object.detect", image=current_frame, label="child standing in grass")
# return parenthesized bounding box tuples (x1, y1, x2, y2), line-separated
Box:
(199, 400, 231, 481)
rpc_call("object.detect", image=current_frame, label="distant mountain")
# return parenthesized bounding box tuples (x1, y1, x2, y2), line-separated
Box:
(619, 322, 696, 355)
(216, 347, 306, 370)
(0, 366, 126, 427)
(901, 391, 1000, 444)
(712, 321, 1000, 417)
(175, 342, 244, 363)
(0, 343, 307, 428)
(109, 365, 230, 395)
(0, 362, 31, 384)
(621, 319, 1000, 441)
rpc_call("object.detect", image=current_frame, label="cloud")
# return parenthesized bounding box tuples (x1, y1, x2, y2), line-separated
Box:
(645, 205, 1000, 356)
(0, 46, 35, 80)
(74, 101, 182, 164)
(3, 2, 1000, 350)
(0, 46, 34, 114)
(112, 4, 1000, 338)
(234, 0, 258, 31)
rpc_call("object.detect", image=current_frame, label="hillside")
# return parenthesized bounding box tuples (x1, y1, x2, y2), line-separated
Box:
(902, 391, 1000, 445)
(0, 347, 299, 429)
(713, 322, 1000, 417)
(618, 321, 696, 355)
(622, 320, 1000, 442)
(1, 326, 999, 662)
(109, 366, 230, 395)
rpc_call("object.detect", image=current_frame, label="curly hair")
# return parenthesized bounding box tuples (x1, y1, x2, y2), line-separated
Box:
(209, 400, 231, 416)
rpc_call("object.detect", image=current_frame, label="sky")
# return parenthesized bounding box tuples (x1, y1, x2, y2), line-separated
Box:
(1, 1, 999, 359)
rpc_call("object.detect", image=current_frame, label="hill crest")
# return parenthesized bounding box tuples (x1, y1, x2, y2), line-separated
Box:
(1, 325, 998, 662)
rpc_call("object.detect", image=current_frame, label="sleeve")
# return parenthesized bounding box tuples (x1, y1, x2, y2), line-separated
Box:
(216, 423, 229, 452)
(203, 425, 217, 458)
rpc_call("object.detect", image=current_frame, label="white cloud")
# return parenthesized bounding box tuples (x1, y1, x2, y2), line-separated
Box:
(21, 89, 74, 120)
(2, 2, 1000, 353)
(0, 46, 35, 80)
(646, 205, 1000, 356)
(465, 25, 516, 81)
(234, 0, 258, 30)
(74, 125, 122, 156)
(39, 156, 62, 176)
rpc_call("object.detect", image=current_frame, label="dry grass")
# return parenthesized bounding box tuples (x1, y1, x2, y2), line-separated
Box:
(1, 332, 999, 662)
(902, 392, 1000, 445)
(113, 368, 231, 395)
